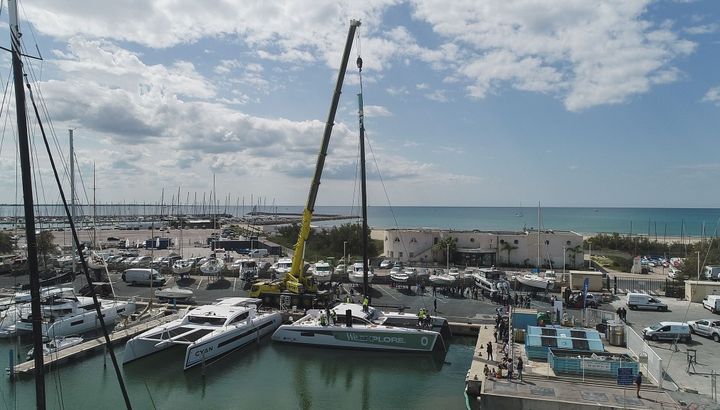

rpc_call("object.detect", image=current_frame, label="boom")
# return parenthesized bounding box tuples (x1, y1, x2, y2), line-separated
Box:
(285, 20, 361, 292)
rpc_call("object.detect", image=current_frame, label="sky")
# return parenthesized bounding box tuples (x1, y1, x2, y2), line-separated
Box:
(0, 0, 718, 208)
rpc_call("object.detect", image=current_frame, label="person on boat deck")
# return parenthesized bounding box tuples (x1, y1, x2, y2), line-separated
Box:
(418, 309, 426, 327)
(329, 309, 337, 325)
(362, 296, 369, 312)
(319, 313, 327, 326)
(483, 364, 490, 377)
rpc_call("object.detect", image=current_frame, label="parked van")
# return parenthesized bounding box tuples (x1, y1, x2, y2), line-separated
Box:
(703, 266, 720, 281)
(248, 249, 268, 257)
(703, 295, 720, 313)
(642, 321, 691, 343)
(626, 293, 668, 311)
(122, 268, 165, 286)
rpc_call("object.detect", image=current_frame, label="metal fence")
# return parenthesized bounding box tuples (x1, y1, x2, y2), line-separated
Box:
(614, 277, 684, 297)
(625, 324, 664, 388)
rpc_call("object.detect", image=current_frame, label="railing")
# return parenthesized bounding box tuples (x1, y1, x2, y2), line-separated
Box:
(548, 349, 638, 379)
(625, 325, 663, 388)
(583, 307, 618, 328)
(614, 277, 684, 297)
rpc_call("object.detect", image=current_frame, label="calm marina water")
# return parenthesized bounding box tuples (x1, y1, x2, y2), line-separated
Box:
(2, 205, 720, 237)
(1, 336, 474, 409)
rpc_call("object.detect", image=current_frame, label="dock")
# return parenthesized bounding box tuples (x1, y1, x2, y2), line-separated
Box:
(11, 312, 180, 376)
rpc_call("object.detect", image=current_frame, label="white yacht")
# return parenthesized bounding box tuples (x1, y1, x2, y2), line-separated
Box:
(348, 262, 374, 284)
(15, 294, 136, 338)
(516, 273, 555, 290)
(200, 257, 225, 275)
(309, 261, 332, 283)
(472, 267, 505, 292)
(155, 287, 195, 302)
(27, 336, 84, 360)
(231, 258, 258, 281)
(272, 303, 447, 352)
(172, 259, 194, 275)
(334, 263, 347, 276)
(123, 297, 281, 370)
(271, 257, 293, 277)
(429, 272, 456, 286)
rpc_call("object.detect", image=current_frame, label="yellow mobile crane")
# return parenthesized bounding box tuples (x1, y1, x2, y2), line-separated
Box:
(250, 19, 361, 307)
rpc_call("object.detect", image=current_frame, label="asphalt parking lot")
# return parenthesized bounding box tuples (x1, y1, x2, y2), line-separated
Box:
(606, 295, 720, 398)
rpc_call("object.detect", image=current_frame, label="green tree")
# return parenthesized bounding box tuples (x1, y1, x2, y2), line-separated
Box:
(0, 232, 13, 254)
(566, 245, 583, 269)
(500, 241, 518, 266)
(271, 223, 378, 261)
(37, 231, 57, 270)
(432, 237, 457, 264)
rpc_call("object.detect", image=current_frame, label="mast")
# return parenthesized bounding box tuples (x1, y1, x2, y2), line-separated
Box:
(537, 202, 541, 270)
(70, 129, 76, 274)
(93, 162, 97, 248)
(357, 54, 369, 297)
(9, 0, 46, 406)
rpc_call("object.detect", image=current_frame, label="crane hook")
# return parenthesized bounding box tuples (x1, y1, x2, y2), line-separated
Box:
(356, 56, 363, 72)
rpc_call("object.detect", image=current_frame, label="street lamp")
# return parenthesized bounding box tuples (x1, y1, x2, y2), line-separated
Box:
(562, 245, 566, 274)
(698, 251, 701, 281)
(343, 241, 347, 267)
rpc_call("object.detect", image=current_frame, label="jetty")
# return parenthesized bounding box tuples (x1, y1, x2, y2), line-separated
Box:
(10, 312, 180, 377)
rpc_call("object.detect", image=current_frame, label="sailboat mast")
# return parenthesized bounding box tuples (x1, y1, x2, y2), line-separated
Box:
(8, 0, 46, 405)
(70, 129, 76, 273)
(93, 162, 97, 248)
(537, 202, 541, 269)
(357, 56, 369, 297)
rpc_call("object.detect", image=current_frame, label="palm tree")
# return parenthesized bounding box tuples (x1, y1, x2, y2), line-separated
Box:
(566, 245, 583, 269)
(500, 241, 518, 266)
(432, 237, 457, 264)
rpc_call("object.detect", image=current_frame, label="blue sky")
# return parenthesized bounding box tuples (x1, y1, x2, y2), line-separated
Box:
(0, 0, 718, 208)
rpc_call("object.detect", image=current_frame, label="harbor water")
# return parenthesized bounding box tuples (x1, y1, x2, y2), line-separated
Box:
(1, 336, 474, 409)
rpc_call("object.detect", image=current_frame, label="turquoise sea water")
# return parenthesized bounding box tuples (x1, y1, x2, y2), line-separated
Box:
(2, 205, 719, 236)
(1, 336, 474, 410)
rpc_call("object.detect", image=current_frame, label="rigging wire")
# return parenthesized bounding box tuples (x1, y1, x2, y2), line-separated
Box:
(25, 75, 134, 410)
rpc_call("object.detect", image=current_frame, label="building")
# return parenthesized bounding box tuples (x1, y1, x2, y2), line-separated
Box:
(380, 228, 584, 268)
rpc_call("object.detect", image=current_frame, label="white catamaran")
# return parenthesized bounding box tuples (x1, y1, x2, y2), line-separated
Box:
(123, 297, 281, 370)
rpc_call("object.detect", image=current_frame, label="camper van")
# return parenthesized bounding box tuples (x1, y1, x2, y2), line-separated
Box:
(626, 293, 668, 311)
(703, 266, 720, 281)
(122, 268, 165, 286)
(642, 321, 691, 343)
(703, 295, 720, 313)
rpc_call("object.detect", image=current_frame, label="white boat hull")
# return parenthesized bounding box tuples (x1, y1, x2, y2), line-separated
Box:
(390, 273, 409, 283)
(349, 272, 374, 284)
(429, 274, 455, 286)
(517, 275, 554, 290)
(172, 261, 193, 275)
(200, 259, 224, 275)
(155, 288, 194, 301)
(16, 299, 136, 338)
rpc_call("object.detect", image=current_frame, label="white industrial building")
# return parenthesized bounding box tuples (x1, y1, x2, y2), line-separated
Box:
(379, 228, 584, 269)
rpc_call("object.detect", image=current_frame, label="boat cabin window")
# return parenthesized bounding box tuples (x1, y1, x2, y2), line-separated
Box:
(187, 315, 226, 326)
(229, 312, 250, 324)
(352, 317, 371, 325)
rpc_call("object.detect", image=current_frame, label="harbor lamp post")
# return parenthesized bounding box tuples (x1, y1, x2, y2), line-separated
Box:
(562, 246, 566, 274)
(698, 251, 701, 281)
(343, 241, 347, 265)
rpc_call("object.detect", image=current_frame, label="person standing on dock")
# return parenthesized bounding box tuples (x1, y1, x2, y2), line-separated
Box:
(433, 297, 438, 313)
(486, 341, 494, 361)
(635, 371, 643, 398)
(517, 357, 524, 382)
(362, 296, 369, 312)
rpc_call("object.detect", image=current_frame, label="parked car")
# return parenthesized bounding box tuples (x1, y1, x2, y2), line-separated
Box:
(703, 266, 720, 281)
(567, 292, 600, 308)
(121, 268, 165, 286)
(379, 259, 394, 269)
(642, 321, 691, 343)
(703, 295, 720, 313)
(667, 266, 683, 279)
(688, 319, 720, 342)
(626, 293, 668, 311)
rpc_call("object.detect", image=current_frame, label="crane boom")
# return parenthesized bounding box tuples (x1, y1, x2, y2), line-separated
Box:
(285, 20, 361, 291)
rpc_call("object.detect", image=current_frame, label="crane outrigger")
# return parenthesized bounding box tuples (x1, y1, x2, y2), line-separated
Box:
(249, 19, 361, 307)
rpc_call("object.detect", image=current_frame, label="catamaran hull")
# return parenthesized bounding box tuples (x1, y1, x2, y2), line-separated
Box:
(272, 325, 438, 352)
(123, 313, 282, 370)
(16, 300, 136, 338)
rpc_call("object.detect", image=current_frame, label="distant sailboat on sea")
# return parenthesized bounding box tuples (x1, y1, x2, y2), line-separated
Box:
(515, 202, 524, 217)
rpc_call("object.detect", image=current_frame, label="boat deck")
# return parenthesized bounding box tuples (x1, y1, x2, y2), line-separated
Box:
(11, 312, 180, 376)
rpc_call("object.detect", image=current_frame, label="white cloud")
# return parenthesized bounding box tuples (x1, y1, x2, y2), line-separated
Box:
(703, 86, 720, 105)
(410, 0, 695, 111)
(386, 86, 409, 96)
(684, 24, 719, 35)
(364, 105, 393, 117)
(425, 89, 448, 102)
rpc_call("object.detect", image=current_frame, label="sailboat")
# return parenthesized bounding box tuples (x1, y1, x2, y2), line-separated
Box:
(7, 1, 131, 406)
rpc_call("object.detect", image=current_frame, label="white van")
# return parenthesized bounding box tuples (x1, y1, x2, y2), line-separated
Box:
(626, 293, 668, 311)
(704, 266, 720, 281)
(703, 295, 720, 313)
(642, 321, 691, 343)
(122, 268, 165, 286)
(249, 249, 268, 257)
